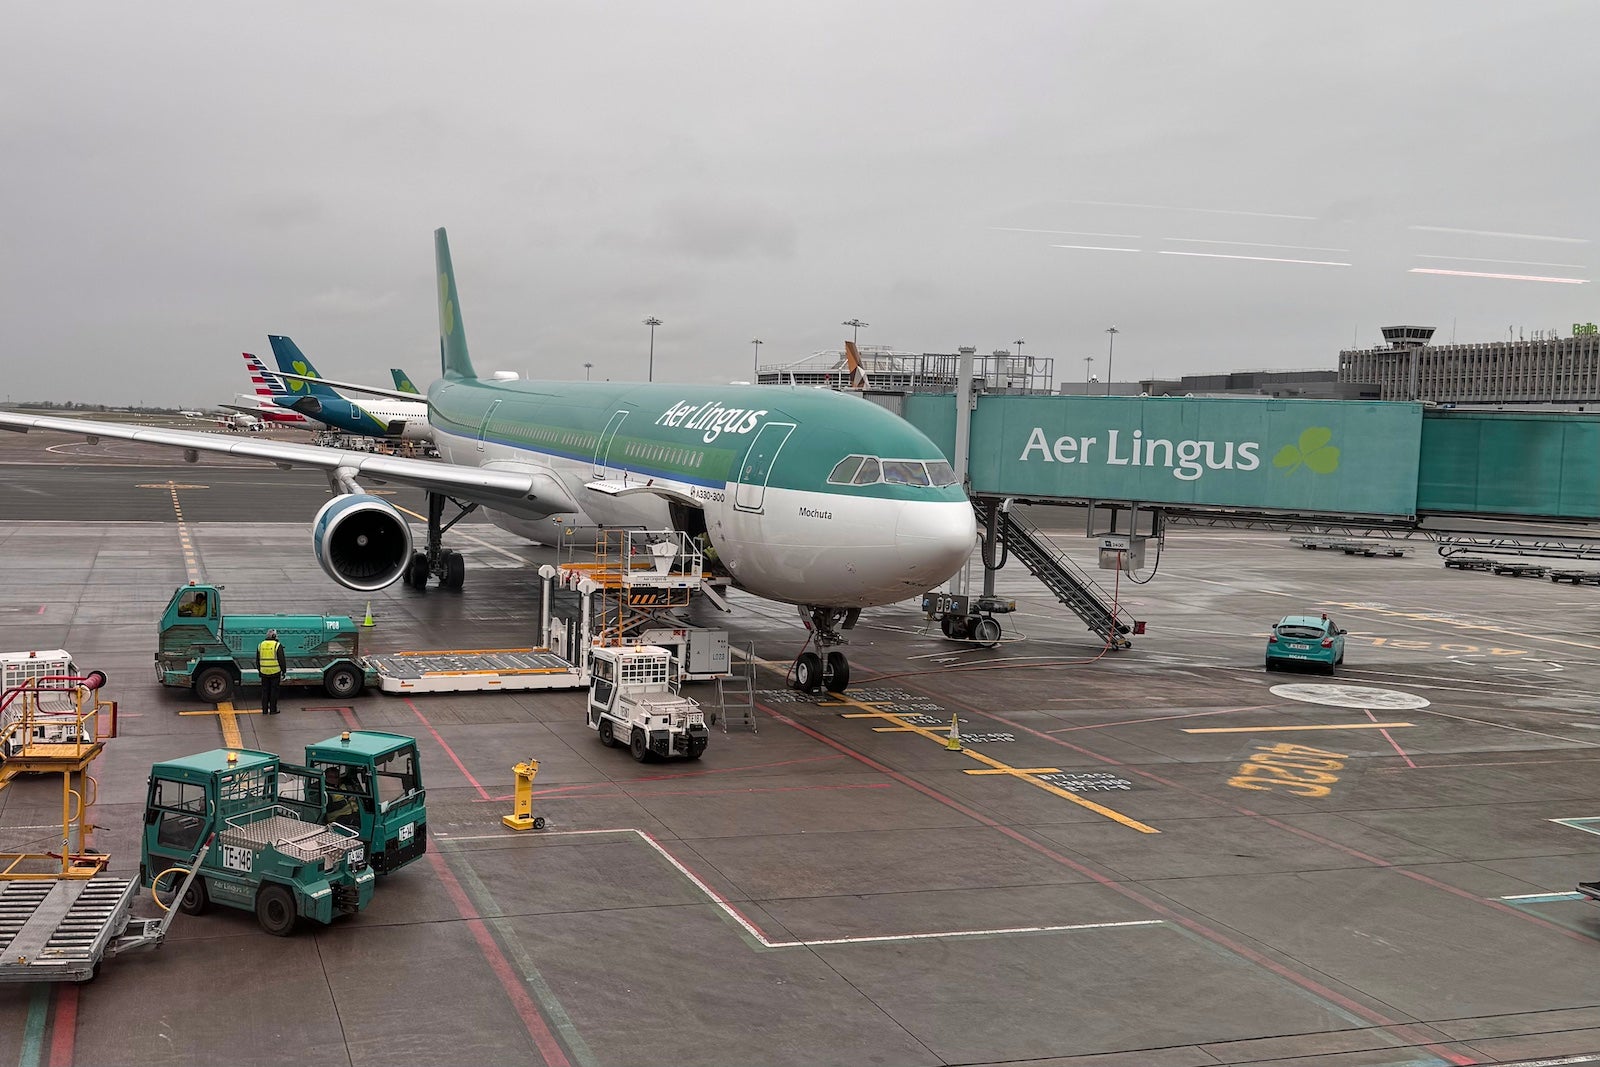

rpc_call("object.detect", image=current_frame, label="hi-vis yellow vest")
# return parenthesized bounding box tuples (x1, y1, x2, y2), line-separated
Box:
(258, 640, 283, 676)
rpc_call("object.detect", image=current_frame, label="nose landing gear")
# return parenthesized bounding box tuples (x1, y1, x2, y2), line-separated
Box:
(793, 606, 860, 694)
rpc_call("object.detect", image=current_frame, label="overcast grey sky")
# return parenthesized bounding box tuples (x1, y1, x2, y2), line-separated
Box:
(2, 1, 1595, 405)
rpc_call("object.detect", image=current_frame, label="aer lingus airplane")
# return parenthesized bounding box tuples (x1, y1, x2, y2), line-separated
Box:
(0, 229, 975, 692)
(266, 336, 432, 442)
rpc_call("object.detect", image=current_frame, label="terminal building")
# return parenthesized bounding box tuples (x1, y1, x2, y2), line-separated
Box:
(1339, 324, 1600, 407)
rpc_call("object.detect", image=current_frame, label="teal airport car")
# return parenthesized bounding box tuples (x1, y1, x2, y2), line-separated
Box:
(1265, 614, 1346, 672)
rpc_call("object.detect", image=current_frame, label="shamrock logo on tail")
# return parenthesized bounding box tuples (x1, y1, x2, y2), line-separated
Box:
(1273, 427, 1340, 475)
(438, 273, 455, 336)
(287, 360, 313, 393)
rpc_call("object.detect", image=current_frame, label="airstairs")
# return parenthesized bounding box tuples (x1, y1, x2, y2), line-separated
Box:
(994, 505, 1137, 648)
(717, 642, 758, 733)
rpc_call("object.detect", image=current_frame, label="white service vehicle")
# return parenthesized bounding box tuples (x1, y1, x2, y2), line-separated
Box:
(586, 645, 708, 762)
(0, 650, 95, 758)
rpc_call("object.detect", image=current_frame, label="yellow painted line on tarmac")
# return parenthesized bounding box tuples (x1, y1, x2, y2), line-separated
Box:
(965, 768, 1063, 775)
(179, 701, 248, 747)
(825, 691, 1159, 834)
(1185, 722, 1414, 734)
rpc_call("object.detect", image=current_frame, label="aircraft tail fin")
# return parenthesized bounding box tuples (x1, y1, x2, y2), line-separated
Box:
(435, 228, 477, 380)
(243, 352, 289, 397)
(391, 368, 421, 394)
(268, 335, 342, 399)
(845, 341, 871, 390)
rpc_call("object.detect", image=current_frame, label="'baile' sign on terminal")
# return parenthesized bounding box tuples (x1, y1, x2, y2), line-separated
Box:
(906, 395, 1424, 518)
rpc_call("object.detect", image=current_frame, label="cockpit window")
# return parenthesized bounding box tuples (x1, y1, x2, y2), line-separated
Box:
(881, 460, 931, 486)
(852, 458, 881, 485)
(827, 456, 866, 485)
(925, 460, 958, 486)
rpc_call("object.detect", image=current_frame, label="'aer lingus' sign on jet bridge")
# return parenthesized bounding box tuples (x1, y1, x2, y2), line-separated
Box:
(904, 395, 1424, 518)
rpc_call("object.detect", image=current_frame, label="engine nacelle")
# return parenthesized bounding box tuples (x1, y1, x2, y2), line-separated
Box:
(312, 494, 412, 592)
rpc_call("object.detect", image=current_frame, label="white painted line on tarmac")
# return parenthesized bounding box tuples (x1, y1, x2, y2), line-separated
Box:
(439, 828, 1166, 948)
(1491, 1054, 1600, 1067)
(1500, 891, 1585, 903)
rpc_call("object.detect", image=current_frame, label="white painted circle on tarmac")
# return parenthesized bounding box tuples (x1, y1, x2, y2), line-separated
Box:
(1269, 683, 1431, 710)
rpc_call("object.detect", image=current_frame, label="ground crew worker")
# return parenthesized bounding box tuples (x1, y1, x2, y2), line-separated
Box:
(256, 628, 285, 715)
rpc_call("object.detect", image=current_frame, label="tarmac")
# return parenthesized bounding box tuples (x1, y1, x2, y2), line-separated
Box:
(3, 428, 1600, 1066)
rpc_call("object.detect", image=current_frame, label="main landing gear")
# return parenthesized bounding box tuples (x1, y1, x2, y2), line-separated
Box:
(404, 491, 479, 592)
(792, 606, 860, 694)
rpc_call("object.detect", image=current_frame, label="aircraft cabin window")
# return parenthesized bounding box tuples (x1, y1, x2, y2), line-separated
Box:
(827, 456, 865, 484)
(882, 460, 931, 486)
(852, 457, 881, 485)
(926, 460, 958, 486)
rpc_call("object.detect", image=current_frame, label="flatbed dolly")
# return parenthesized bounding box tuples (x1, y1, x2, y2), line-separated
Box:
(1548, 569, 1600, 585)
(368, 649, 585, 695)
(0, 838, 212, 983)
(1492, 562, 1549, 578)
(1443, 556, 1497, 571)
(1289, 536, 1406, 557)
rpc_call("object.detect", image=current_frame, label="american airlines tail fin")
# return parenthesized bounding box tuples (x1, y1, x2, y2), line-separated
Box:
(435, 228, 477, 380)
(243, 353, 289, 397)
(268, 336, 343, 399)
(845, 341, 871, 390)
(391, 368, 421, 394)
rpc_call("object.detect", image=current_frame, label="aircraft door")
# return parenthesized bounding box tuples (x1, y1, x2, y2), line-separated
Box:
(593, 411, 629, 477)
(476, 399, 502, 452)
(733, 422, 796, 511)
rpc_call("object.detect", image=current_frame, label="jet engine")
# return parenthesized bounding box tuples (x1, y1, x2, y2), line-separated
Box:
(312, 494, 412, 592)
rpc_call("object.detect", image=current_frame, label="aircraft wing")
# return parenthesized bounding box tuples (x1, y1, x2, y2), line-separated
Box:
(0, 411, 554, 509)
(217, 403, 269, 417)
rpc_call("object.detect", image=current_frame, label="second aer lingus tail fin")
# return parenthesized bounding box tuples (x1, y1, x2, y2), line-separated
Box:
(435, 228, 477, 380)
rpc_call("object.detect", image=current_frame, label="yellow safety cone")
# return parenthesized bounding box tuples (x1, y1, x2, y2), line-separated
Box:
(945, 713, 962, 751)
(361, 602, 375, 627)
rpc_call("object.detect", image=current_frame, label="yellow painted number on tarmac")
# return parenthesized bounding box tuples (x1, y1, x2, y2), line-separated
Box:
(1228, 743, 1349, 798)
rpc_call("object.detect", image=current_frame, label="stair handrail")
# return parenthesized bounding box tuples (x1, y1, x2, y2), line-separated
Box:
(1000, 510, 1138, 633)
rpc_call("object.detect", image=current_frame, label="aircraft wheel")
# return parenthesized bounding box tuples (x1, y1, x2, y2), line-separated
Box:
(441, 551, 466, 591)
(255, 883, 298, 937)
(404, 553, 429, 590)
(825, 651, 850, 693)
(972, 617, 1003, 647)
(794, 652, 823, 693)
(598, 719, 616, 748)
(630, 728, 649, 762)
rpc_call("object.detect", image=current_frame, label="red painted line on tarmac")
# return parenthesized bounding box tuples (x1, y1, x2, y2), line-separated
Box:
(338, 707, 360, 732)
(757, 702, 1479, 1066)
(406, 698, 490, 801)
(47, 985, 76, 1067)
(427, 850, 569, 1067)
(1366, 708, 1417, 769)
(36, 605, 46, 615)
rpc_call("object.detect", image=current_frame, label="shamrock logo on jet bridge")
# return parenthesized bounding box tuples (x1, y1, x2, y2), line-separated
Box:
(1273, 427, 1340, 475)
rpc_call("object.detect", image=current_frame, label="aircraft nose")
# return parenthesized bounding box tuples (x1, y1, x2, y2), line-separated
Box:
(896, 500, 978, 584)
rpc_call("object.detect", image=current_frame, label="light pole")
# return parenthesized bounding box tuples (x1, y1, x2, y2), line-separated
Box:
(643, 316, 662, 382)
(1084, 355, 1094, 383)
(750, 339, 763, 382)
(1013, 339, 1025, 358)
(1104, 326, 1119, 396)
(842, 318, 868, 345)
(583, 361, 593, 381)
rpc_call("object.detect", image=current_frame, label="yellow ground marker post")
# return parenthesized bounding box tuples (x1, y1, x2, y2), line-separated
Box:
(1184, 722, 1414, 734)
(502, 759, 546, 831)
(827, 695, 1159, 834)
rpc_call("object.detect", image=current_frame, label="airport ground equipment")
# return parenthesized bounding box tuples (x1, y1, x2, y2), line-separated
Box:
(155, 583, 378, 703)
(717, 642, 758, 733)
(369, 648, 586, 695)
(141, 748, 375, 935)
(502, 759, 546, 831)
(0, 663, 116, 880)
(1443, 556, 1496, 572)
(0, 838, 214, 983)
(586, 645, 708, 761)
(298, 731, 428, 875)
(1492, 562, 1549, 578)
(932, 500, 1137, 650)
(1290, 536, 1406, 557)
(1549, 569, 1600, 585)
